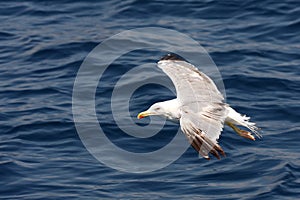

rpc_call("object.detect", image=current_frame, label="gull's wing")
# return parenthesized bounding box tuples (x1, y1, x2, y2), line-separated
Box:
(158, 58, 224, 104)
(179, 104, 227, 159)
(158, 58, 228, 159)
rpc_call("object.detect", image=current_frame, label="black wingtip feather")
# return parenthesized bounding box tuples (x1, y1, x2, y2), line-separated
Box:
(160, 53, 186, 61)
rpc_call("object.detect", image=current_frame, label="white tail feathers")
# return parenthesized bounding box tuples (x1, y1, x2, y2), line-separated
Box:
(225, 106, 262, 139)
(244, 121, 262, 139)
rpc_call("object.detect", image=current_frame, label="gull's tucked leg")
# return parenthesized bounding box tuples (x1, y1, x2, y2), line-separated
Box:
(226, 122, 255, 141)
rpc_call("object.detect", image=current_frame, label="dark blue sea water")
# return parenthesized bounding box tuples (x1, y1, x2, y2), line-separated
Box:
(1, 0, 300, 199)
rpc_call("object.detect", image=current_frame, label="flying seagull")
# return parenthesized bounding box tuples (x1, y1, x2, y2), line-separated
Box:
(137, 53, 261, 160)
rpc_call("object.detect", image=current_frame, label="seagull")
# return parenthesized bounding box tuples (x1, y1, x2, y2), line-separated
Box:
(137, 53, 262, 160)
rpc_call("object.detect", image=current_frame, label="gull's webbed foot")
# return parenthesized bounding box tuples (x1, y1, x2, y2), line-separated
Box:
(226, 122, 255, 141)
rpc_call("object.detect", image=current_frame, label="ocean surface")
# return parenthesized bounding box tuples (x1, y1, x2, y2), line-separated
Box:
(1, 0, 300, 199)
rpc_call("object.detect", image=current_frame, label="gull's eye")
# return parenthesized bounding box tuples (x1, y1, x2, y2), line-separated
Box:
(155, 107, 160, 111)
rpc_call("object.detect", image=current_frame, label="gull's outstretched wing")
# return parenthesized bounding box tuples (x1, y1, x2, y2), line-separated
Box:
(157, 54, 228, 159)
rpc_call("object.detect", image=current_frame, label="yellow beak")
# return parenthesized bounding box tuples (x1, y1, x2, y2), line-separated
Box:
(137, 111, 151, 119)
